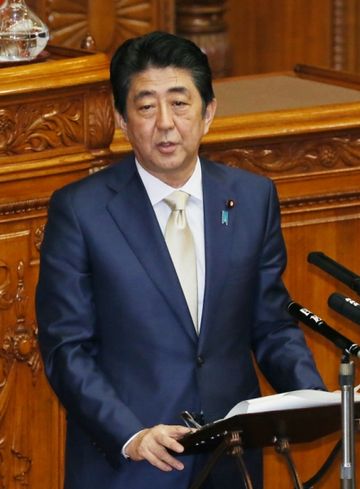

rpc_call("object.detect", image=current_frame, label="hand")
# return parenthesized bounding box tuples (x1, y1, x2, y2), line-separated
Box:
(125, 424, 192, 472)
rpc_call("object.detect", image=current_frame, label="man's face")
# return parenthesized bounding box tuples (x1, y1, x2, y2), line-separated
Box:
(118, 66, 217, 187)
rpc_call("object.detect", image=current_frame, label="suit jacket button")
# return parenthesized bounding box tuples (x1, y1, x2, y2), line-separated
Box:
(197, 355, 204, 366)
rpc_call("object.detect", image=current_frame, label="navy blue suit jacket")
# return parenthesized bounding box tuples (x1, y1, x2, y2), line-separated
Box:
(36, 155, 324, 489)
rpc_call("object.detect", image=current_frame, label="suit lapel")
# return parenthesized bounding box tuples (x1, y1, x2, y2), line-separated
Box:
(199, 160, 236, 344)
(106, 158, 197, 343)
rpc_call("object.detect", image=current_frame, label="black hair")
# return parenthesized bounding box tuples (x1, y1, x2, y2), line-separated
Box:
(110, 31, 215, 118)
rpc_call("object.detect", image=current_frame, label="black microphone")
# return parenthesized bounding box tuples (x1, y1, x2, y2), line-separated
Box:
(328, 293, 360, 326)
(307, 251, 360, 295)
(287, 301, 360, 358)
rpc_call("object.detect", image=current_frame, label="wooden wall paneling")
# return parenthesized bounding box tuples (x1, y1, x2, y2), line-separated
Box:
(225, 0, 336, 76)
(332, 0, 360, 72)
(225, 0, 360, 76)
(202, 72, 360, 486)
(27, 0, 175, 56)
(0, 48, 114, 489)
(175, 0, 231, 77)
(200, 144, 360, 486)
(27, 0, 360, 77)
(265, 160, 360, 488)
(0, 212, 64, 488)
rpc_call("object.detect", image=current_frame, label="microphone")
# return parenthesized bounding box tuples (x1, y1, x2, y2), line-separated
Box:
(328, 293, 360, 326)
(307, 252, 360, 295)
(287, 301, 360, 358)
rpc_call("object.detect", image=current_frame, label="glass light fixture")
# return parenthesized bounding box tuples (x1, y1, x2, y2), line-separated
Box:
(0, 0, 49, 62)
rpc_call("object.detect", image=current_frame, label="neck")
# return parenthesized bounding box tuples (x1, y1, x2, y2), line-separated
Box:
(139, 163, 197, 189)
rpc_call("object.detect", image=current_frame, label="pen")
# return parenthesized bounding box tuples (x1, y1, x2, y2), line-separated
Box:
(181, 410, 203, 429)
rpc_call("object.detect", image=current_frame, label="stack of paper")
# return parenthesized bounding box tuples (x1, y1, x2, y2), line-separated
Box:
(225, 389, 360, 418)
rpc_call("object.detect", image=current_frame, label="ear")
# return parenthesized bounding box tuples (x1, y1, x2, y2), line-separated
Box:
(115, 112, 129, 140)
(203, 98, 217, 136)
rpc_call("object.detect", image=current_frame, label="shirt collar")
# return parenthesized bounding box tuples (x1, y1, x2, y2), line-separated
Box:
(135, 158, 203, 206)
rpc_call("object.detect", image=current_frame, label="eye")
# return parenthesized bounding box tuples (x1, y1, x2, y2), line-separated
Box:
(139, 104, 153, 111)
(172, 100, 189, 113)
(173, 100, 187, 107)
(137, 104, 156, 117)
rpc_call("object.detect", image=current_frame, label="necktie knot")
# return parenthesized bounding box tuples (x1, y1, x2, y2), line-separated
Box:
(164, 190, 189, 212)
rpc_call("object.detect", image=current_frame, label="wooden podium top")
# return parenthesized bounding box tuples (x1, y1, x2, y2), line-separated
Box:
(0, 45, 110, 96)
(214, 72, 360, 117)
(206, 65, 360, 144)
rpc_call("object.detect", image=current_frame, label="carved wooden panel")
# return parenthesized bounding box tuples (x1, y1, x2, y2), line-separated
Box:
(0, 47, 114, 489)
(0, 88, 114, 159)
(176, 0, 230, 77)
(0, 98, 83, 156)
(0, 215, 64, 489)
(30, 0, 175, 56)
(201, 132, 360, 176)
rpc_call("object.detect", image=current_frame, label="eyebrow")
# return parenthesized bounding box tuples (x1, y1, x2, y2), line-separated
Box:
(133, 86, 190, 102)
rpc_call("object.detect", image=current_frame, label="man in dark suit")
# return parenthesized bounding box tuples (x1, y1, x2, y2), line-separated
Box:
(36, 31, 325, 489)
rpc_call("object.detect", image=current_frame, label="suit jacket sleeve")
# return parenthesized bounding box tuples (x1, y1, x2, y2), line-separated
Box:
(250, 180, 325, 391)
(36, 187, 144, 468)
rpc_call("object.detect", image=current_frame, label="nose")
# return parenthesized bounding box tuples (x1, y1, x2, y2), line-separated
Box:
(156, 103, 174, 131)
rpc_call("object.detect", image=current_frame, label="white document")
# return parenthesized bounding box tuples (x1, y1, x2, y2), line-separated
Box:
(224, 389, 360, 418)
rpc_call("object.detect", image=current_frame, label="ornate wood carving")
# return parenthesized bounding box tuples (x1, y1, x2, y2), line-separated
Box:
(176, 0, 230, 77)
(0, 262, 40, 382)
(0, 199, 48, 218)
(0, 100, 82, 156)
(34, 224, 45, 252)
(201, 133, 360, 177)
(11, 448, 32, 487)
(45, 0, 174, 56)
(0, 260, 37, 486)
(88, 88, 115, 150)
(0, 262, 13, 311)
(280, 190, 360, 215)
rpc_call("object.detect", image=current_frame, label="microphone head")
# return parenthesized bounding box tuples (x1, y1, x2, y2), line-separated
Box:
(307, 251, 325, 264)
(328, 292, 360, 325)
(328, 292, 344, 310)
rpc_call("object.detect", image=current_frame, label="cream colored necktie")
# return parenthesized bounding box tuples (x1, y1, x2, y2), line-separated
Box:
(164, 190, 198, 331)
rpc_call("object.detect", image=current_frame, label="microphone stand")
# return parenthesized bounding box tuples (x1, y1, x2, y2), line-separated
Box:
(339, 353, 356, 489)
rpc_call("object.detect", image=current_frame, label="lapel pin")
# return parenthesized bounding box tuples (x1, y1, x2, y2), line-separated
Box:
(221, 200, 235, 226)
(221, 210, 229, 226)
(226, 199, 235, 209)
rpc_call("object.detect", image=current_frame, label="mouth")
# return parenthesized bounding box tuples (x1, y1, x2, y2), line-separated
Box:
(157, 141, 178, 154)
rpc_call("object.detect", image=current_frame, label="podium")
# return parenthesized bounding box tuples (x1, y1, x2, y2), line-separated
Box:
(181, 403, 360, 489)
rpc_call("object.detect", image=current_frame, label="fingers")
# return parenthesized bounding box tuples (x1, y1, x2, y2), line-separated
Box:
(125, 424, 192, 472)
